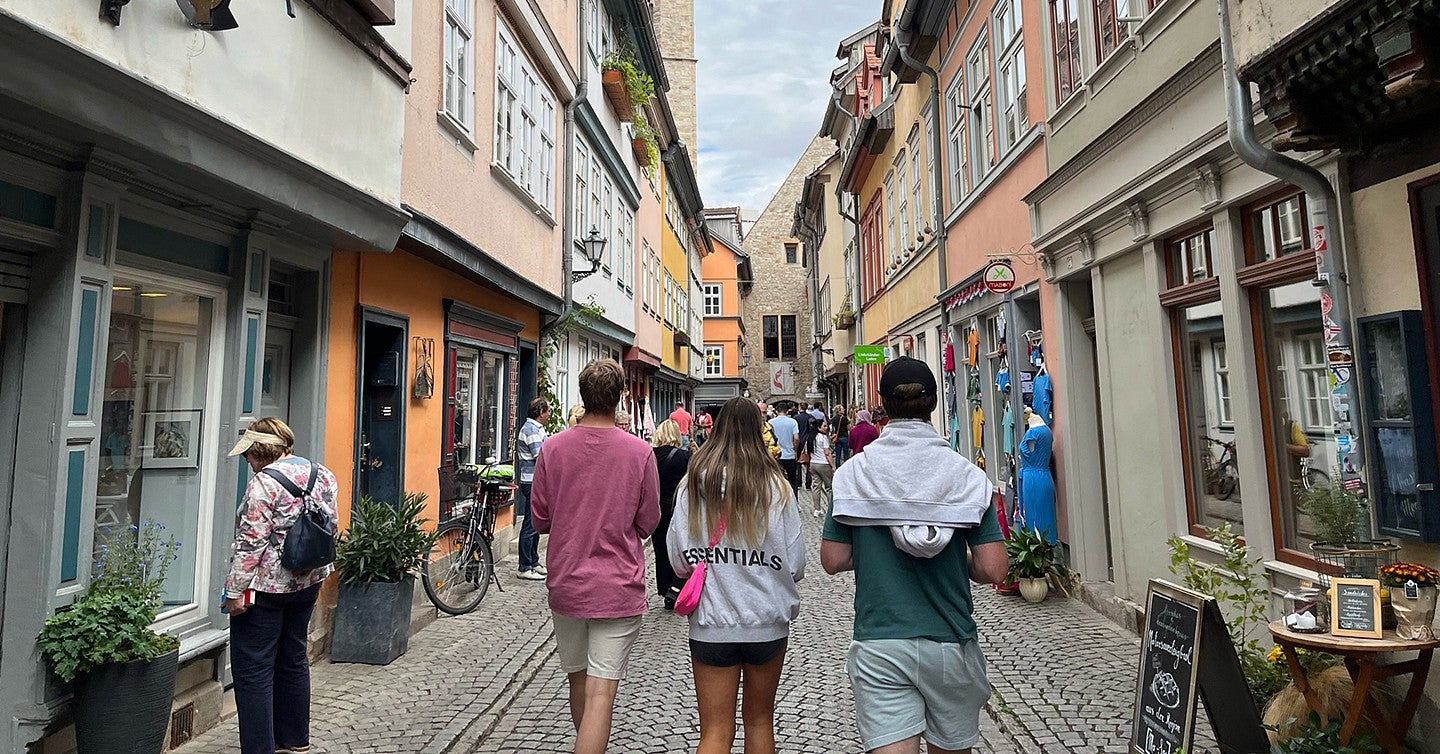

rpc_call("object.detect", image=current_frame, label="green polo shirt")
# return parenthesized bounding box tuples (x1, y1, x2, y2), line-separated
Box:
(823, 501, 1003, 643)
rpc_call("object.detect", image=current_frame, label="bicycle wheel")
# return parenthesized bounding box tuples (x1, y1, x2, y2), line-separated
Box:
(423, 521, 491, 615)
(1216, 462, 1239, 500)
(1304, 467, 1329, 490)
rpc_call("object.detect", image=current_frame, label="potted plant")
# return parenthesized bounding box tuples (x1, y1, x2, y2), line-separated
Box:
(38, 522, 182, 754)
(1298, 478, 1399, 589)
(1006, 526, 1066, 603)
(331, 493, 440, 665)
(631, 114, 659, 172)
(601, 51, 655, 123)
(833, 301, 856, 330)
(1379, 562, 1439, 640)
(673, 328, 691, 347)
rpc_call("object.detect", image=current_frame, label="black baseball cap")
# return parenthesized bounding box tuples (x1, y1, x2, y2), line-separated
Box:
(879, 356, 937, 398)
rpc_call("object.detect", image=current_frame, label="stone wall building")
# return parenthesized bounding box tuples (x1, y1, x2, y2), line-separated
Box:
(741, 135, 836, 404)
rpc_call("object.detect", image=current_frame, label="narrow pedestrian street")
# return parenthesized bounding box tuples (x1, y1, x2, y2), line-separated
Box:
(176, 490, 1145, 754)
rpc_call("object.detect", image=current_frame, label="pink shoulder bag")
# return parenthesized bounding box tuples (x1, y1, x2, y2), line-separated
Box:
(674, 516, 726, 617)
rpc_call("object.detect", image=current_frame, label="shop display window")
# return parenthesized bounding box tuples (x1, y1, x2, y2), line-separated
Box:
(1254, 282, 1334, 552)
(449, 347, 509, 465)
(96, 275, 218, 616)
(1175, 300, 1244, 534)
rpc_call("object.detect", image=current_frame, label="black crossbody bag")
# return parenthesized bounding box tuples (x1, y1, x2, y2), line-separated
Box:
(260, 463, 337, 572)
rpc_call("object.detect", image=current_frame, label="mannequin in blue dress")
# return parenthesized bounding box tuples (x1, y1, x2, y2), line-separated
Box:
(1018, 408, 1057, 544)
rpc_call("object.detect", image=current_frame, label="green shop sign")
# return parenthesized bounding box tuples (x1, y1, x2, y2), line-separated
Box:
(853, 345, 886, 364)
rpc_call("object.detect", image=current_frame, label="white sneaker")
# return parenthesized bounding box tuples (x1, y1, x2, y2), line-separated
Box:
(518, 569, 546, 581)
(534, 565, 548, 575)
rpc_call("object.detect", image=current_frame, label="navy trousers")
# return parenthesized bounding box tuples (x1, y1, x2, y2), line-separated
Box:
(230, 583, 321, 754)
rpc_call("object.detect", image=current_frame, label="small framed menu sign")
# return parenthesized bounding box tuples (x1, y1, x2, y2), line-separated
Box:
(1330, 577, 1383, 639)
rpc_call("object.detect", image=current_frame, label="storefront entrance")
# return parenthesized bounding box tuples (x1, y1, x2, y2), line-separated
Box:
(357, 310, 407, 507)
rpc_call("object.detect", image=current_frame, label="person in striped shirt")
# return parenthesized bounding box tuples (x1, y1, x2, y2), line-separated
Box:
(516, 398, 550, 580)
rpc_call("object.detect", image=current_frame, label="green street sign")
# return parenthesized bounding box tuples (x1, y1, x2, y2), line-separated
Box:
(854, 345, 886, 364)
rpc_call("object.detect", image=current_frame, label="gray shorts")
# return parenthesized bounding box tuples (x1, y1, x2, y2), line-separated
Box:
(845, 638, 991, 751)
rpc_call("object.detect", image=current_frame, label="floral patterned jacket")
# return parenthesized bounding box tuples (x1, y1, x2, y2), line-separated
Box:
(224, 457, 340, 597)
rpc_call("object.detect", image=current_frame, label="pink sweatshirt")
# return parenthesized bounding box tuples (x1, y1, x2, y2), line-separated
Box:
(530, 425, 661, 619)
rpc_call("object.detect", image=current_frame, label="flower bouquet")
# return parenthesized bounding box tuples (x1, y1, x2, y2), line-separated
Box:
(1378, 562, 1440, 641)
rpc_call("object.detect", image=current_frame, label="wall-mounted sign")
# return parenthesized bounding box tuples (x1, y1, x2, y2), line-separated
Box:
(769, 361, 794, 395)
(984, 260, 1017, 294)
(853, 346, 886, 365)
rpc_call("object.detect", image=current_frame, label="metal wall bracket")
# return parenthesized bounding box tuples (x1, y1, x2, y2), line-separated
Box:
(100, 0, 131, 26)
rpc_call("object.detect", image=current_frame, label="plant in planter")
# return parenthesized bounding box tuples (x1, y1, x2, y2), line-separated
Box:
(1298, 478, 1399, 591)
(631, 115, 660, 179)
(331, 493, 440, 665)
(1005, 526, 1068, 603)
(1379, 562, 1439, 640)
(1274, 712, 1380, 754)
(38, 522, 182, 754)
(600, 50, 655, 122)
(833, 300, 856, 330)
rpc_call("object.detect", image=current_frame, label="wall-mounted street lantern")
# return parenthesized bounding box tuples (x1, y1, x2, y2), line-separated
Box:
(572, 227, 607, 283)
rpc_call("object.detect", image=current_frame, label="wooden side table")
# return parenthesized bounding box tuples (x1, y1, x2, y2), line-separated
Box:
(1269, 620, 1440, 753)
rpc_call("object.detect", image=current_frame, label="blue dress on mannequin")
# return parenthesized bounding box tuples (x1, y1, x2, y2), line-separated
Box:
(1018, 420, 1057, 544)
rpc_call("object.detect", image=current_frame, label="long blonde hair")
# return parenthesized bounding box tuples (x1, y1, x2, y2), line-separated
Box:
(685, 397, 787, 547)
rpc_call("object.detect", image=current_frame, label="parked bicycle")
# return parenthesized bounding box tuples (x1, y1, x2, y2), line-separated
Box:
(422, 458, 515, 615)
(1203, 436, 1241, 500)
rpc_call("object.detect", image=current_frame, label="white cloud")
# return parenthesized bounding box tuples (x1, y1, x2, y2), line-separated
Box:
(695, 0, 876, 212)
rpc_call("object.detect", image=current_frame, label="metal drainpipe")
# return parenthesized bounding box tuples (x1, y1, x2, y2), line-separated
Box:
(1218, 0, 1366, 502)
(896, 27, 951, 426)
(833, 83, 865, 406)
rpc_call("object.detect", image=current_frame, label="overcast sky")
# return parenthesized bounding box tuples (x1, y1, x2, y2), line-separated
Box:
(695, 0, 877, 213)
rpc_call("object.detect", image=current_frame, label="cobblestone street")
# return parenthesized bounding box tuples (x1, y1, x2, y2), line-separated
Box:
(178, 491, 1154, 753)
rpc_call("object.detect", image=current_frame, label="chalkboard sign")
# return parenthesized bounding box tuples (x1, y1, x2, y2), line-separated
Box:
(1331, 577, 1383, 639)
(1131, 580, 1269, 754)
(1132, 581, 1203, 754)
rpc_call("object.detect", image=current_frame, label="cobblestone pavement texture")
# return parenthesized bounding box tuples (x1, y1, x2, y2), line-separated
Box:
(177, 489, 1169, 753)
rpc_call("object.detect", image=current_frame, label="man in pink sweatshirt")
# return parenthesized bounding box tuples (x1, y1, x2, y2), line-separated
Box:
(531, 359, 660, 754)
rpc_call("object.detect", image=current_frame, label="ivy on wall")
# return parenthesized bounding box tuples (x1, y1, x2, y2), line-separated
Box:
(537, 297, 606, 434)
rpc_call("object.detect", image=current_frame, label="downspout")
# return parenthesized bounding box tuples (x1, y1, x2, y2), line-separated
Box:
(832, 84, 865, 403)
(896, 24, 950, 425)
(1218, 0, 1366, 505)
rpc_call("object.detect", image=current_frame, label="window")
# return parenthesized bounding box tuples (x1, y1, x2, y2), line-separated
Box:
(703, 283, 722, 316)
(618, 208, 634, 293)
(994, 0, 1028, 153)
(704, 345, 724, 377)
(945, 80, 969, 206)
(1295, 333, 1329, 431)
(909, 129, 927, 235)
(966, 34, 995, 186)
(762, 315, 798, 360)
(495, 20, 557, 211)
(1167, 227, 1217, 286)
(1050, 0, 1082, 104)
(450, 348, 509, 465)
(1213, 342, 1233, 425)
(586, 0, 613, 61)
(1248, 193, 1310, 261)
(574, 141, 590, 235)
(443, 0, 473, 130)
(785, 242, 798, 264)
(896, 150, 911, 255)
(861, 192, 885, 303)
(97, 276, 219, 617)
(1094, 0, 1128, 61)
(884, 172, 897, 264)
(601, 178, 614, 273)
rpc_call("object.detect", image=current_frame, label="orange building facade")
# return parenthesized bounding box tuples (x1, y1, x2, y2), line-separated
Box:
(697, 207, 753, 405)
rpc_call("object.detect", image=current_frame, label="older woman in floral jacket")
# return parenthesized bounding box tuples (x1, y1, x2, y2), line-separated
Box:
(225, 417, 339, 754)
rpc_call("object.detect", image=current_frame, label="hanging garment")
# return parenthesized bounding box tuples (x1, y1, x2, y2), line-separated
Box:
(1001, 404, 1015, 457)
(1032, 373, 1054, 426)
(944, 341, 956, 373)
(967, 329, 980, 368)
(1018, 422, 1057, 544)
(971, 403, 985, 450)
(948, 413, 962, 452)
(995, 366, 1011, 395)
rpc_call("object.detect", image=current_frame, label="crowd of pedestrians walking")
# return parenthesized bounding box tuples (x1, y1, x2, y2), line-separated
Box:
(511, 356, 1005, 754)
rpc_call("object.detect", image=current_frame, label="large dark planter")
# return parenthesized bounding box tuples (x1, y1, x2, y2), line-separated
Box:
(332, 579, 415, 665)
(73, 648, 179, 754)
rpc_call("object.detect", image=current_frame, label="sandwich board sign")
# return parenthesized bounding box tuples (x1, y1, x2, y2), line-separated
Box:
(1131, 580, 1269, 754)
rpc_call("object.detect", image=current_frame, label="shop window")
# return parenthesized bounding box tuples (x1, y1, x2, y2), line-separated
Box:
(449, 345, 510, 466)
(96, 276, 218, 617)
(1255, 282, 1332, 553)
(1174, 300, 1242, 534)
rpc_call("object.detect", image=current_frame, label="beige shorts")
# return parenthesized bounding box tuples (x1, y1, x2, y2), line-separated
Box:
(552, 613, 644, 680)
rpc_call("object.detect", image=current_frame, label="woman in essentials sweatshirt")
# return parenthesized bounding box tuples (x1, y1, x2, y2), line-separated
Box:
(668, 397, 805, 754)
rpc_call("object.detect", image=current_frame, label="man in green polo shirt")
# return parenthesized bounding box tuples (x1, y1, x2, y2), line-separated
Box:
(822, 357, 1008, 754)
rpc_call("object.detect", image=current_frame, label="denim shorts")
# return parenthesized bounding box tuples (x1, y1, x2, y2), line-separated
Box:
(689, 637, 788, 668)
(845, 638, 991, 751)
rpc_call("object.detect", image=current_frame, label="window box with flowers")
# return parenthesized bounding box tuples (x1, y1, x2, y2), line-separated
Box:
(833, 301, 856, 330)
(601, 51, 655, 124)
(631, 115, 659, 177)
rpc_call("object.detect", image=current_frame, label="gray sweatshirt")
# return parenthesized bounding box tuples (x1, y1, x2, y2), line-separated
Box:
(666, 479, 805, 643)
